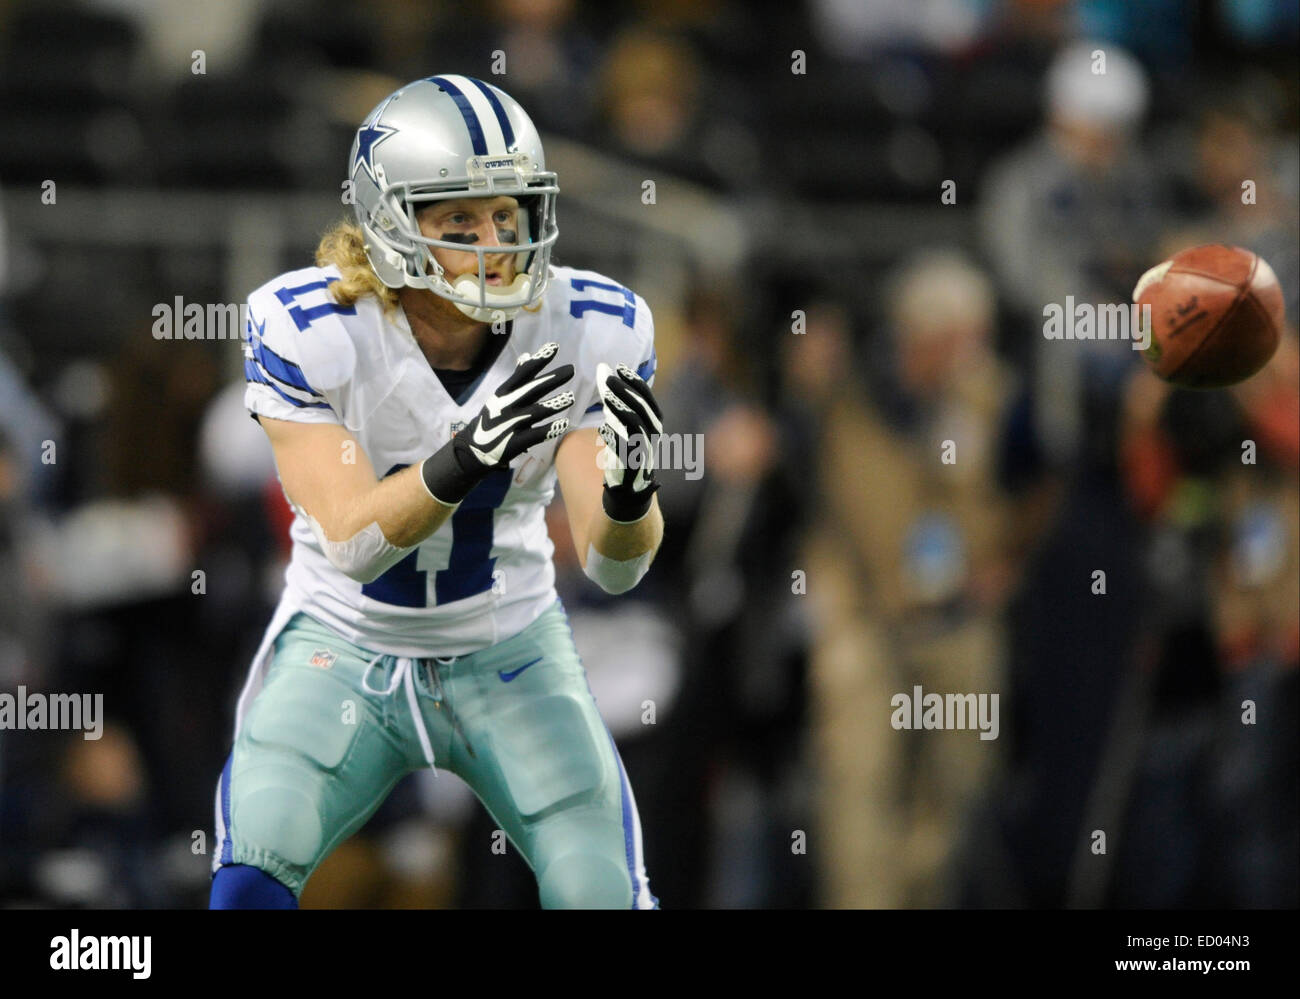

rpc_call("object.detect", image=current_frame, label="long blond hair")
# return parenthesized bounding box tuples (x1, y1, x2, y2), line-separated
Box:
(315, 219, 401, 314)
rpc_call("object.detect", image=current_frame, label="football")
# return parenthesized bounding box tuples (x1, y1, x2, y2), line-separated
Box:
(1132, 243, 1286, 388)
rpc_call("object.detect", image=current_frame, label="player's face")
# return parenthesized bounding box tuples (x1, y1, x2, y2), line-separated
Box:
(416, 196, 520, 286)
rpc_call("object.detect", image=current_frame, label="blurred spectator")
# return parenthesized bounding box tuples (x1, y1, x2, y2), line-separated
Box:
(6, 332, 230, 906)
(980, 39, 1160, 317)
(0, 185, 61, 499)
(929, 0, 1074, 199)
(645, 281, 815, 908)
(0, 446, 50, 902)
(88, 0, 263, 80)
(1109, 329, 1300, 907)
(477, 0, 602, 137)
(977, 39, 1170, 541)
(593, 27, 739, 190)
(811, 0, 991, 58)
(804, 252, 1015, 906)
(979, 40, 1166, 463)
(1168, 91, 1300, 322)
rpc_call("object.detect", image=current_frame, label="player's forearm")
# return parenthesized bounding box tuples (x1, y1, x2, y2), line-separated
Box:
(576, 362, 665, 594)
(350, 464, 456, 549)
(264, 417, 454, 567)
(579, 499, 662, 595)
(304, 466, 456, 583)
(588, 496, 663, 561)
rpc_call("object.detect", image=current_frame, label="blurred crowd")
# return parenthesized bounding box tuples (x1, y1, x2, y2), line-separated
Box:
(0, 0, 1296, 908)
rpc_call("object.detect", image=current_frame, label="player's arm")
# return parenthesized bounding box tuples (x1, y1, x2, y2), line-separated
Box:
(260, 417, 452, 560)
(555, 363, 664, 594)
(261, 342, 574, 583)
(556, 428, 663, 560)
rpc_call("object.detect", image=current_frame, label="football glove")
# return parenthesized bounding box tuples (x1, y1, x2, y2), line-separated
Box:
(421, 341, 574, 506)
(595, 361, 663, 523)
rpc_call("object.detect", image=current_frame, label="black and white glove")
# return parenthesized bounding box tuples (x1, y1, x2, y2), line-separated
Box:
(421, 342, 574, 506)
(595, 362, 663, 523)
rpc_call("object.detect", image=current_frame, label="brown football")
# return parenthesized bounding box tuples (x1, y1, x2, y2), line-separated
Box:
(1132, 244, 1285, 388)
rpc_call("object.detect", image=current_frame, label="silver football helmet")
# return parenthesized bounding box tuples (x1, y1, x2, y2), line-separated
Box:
(348, 75, 559, 322)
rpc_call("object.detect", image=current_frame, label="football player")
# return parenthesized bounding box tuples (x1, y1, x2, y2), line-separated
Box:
(209, 75, 662, 909)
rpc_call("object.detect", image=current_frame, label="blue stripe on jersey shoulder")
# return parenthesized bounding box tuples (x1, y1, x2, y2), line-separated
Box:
(427, 76, 488, 155)
(584, 402, 603, 415)
(246, 308, 320, 396)
(244, 358, 332, 410)
(252, 339, 319, 395)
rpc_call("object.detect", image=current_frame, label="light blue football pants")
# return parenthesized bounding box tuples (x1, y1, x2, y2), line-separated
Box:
(213, 600, 656, 908)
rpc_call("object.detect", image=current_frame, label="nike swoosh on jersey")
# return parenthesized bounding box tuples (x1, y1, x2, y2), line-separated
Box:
(497, 656, 543, 682)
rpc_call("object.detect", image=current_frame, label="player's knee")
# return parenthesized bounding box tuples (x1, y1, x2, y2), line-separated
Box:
(234, 778, 325, 869)
(210, 864, 297, 909)
(537, 852, 631, 910)
(225, 753, 330, 888)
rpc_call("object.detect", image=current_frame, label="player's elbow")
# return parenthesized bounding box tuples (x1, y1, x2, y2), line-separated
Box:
(582, 544, 653, 595)
(306, 515, 411, 584)
(325, 547, 402, 584)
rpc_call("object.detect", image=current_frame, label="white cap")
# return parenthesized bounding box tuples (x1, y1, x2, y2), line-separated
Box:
(1046, 41, 1149, 128)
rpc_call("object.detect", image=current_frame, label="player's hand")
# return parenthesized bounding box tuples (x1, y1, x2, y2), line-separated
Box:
(421, 342, 574, 506)
(595, 362, 663, 523)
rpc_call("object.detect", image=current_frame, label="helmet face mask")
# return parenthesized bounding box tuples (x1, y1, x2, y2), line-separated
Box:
(349, 76, 559, 323)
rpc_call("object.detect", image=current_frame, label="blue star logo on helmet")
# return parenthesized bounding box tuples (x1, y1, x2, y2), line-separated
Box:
(353, 122, 398, 185)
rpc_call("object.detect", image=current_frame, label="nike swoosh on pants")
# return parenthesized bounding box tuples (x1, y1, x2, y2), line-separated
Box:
(497, 656, 543, 682)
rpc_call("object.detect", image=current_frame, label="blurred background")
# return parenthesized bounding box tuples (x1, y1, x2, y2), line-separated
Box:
(0, 0, 1296, 909)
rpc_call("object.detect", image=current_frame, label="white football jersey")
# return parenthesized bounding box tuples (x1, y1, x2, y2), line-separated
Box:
(242, 262, 656, 658)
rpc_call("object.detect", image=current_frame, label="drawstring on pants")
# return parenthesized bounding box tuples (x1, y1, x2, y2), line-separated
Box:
(360, 653, 477, 770)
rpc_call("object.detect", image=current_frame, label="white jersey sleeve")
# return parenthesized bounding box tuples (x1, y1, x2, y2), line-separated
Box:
(242, 267, 359, 426)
